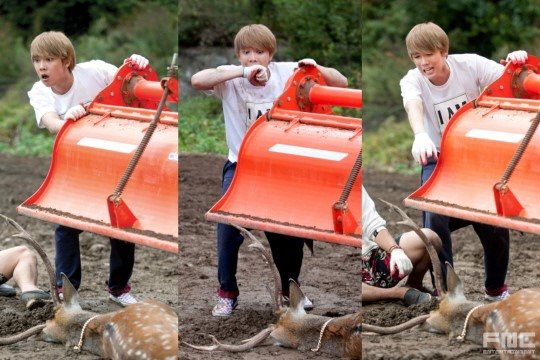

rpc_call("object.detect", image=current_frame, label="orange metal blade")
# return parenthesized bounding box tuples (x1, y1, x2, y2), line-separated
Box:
(404, 56, 540, 234)
(206, 66, 361, 247)
(206, 116, 361, 248)
(18, 112, 178, 253)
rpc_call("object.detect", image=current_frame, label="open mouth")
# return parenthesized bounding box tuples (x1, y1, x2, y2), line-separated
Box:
(40, 74, 49, 81)
(423, 67, 434, 75)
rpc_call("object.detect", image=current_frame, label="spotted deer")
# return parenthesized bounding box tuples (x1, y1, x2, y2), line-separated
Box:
(182, 225, 362, 359)
(422, 262, 540, 359)
(0, 215, 178, 360)
(366, 201, 540, 360)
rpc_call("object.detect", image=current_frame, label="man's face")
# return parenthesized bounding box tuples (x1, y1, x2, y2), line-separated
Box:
(238, 47, 271, 67)
(411, 49, 449, 85)
(32, 54, 71, 90)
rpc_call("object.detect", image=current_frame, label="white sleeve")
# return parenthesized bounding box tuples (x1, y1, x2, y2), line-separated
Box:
(362, 186, 387, 241)
(472, 54, 504, 88)
(400, 71, 423, 107)
(27, 83, 55, 128)
(91, 59, 117, 86)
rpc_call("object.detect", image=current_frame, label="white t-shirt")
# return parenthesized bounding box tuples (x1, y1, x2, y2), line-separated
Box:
(208, 61, 298, 163)
(28, 60, 117, 128)
(400, 54, 503, 149)
(362, 186, 387, 257)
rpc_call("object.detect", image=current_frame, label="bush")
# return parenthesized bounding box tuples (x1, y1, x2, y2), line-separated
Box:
(179, 95, 227, 154)
(363, 116, 420, 174)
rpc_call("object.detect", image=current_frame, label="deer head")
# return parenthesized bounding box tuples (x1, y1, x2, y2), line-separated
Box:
(183, 224, 361, 358)
(0, 215, 178, 359)
(422, 262, 540, 355)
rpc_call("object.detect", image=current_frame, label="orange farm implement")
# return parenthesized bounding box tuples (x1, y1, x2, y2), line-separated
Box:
(18, 55, 179, 253)
(206, 65, 361, 247)
(405, 55, 540, 234)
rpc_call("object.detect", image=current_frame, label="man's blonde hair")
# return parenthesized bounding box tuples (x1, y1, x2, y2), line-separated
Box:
(30, 31, 76, 71)
(405, 22, 449, 58)
(234, 24, 277, 57)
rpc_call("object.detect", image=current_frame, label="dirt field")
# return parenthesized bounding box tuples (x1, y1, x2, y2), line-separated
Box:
(179, 153, 360, 359)
(362, 168, 540, 360)
(0, 154, 178, 359)
(5, 150, 536, 359)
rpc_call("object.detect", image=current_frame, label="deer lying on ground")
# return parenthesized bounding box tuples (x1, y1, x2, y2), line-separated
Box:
(0, 215, 178, 360)
(182, 225, 362, 359)
(366, 201, 540, 359)
(422, 262, 540, 359)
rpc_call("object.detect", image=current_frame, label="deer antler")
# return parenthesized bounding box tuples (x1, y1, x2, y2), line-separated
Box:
(230, 224, 283, 310)
(0, 324, 46, 345)
(182, 326, 274, 352)
(362, 314, 429, 335)
(377, 199, 443, 296)
(0, 214, 60, 306)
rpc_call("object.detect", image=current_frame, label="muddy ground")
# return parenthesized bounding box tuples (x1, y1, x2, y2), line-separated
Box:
(362, 168, 540, 360)
(179, 153, 539, 359)
(0, 154, 178, 359)
(179, 153, 360, 359)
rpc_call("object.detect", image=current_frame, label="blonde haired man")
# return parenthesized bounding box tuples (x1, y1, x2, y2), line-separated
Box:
(192, 23, 348, 316)
(27, 30, 149, 306)
(400, 22, 527, 300)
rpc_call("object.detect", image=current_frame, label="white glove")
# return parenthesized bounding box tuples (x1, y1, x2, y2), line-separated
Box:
(64, 104, 86, 121)
(389, 248, 413, 278)
(243, 65, 268, 86)
(412, 132, 438, 165)
(126, 54, 149, 70)
(298, 58, 317, 67)
(506, 50, 528, 65)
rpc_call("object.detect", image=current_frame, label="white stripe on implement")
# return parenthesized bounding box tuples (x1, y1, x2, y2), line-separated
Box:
(269, 144, 348, 161)
(77, 137, 137, 153)
(465, 129, 524, 143)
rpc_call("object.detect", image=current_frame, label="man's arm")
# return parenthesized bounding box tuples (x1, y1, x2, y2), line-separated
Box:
(405, 99, 437, 165)
(191, 66, 244, 91)
(317, 64, 348, 88)
(297, 59, 348, 88)
(40, 104, 86, 134)
(40, 112, 65, 134)
(404, 99, 425, 134)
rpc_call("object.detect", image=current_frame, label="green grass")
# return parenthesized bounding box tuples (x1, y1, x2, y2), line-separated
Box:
(363, 116, 421, 174)
(179, 95, 227, 154)
(0, 128, 53, 156)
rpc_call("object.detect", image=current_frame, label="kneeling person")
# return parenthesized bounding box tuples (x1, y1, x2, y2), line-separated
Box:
(361, 186, 441, 306)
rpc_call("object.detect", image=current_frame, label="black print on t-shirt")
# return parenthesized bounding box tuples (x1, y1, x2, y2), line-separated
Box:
(433, 94, 468, 132)
(246, 101, 273, 128)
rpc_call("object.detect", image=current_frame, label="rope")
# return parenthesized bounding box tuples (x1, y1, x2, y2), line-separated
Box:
(311, 318, 333, 352)
(456, 305, 483, 341)
(73, 315, 100, 352)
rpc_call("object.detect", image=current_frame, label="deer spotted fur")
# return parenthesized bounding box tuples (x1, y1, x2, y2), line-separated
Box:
(0, 215, 178, 359)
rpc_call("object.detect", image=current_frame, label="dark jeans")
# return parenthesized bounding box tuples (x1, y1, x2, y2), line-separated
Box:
(54, 225, 135, 294)
(421, 160, 509, 293)
(217, 160, 305, 298)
